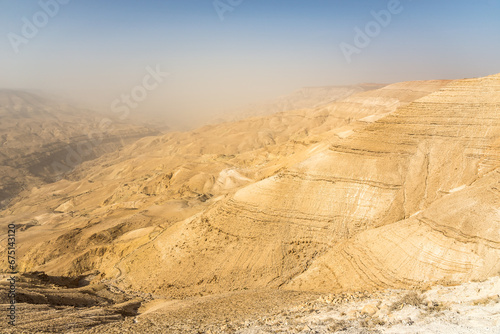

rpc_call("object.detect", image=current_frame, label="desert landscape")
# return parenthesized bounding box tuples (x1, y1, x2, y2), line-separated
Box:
(1, 1, 500, 333)
(0, 73, 499, 333)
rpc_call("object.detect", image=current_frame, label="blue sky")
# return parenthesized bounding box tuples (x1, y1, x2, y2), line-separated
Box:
(1, 0, 499, 124)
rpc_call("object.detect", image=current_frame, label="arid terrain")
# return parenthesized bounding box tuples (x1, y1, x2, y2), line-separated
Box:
(0, 73, 499, 333)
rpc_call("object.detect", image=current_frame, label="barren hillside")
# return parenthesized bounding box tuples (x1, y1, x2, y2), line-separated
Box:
(1, 79, 449, 286)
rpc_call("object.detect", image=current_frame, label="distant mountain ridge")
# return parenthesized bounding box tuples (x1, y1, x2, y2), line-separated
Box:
(213, 83, 388, 123)
(0, 90, 159, 208)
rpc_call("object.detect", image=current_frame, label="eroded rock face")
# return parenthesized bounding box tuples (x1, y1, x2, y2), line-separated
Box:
(293, 74, 500, 291)
(287, 169, 500, 292)
(2, 75, 498, 299)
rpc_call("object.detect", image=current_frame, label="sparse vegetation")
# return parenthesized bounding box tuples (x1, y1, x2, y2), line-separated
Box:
(389, 291, 425, 311)
(327, 319, 350, 332)
(359, 316, 386, 328)
(425, 301, 449, 314)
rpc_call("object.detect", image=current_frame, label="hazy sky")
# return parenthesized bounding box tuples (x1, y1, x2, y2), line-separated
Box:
(1, 0, 499, 126)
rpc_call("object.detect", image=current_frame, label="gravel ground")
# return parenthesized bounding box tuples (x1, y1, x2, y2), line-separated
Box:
(1, 276, 499, 333)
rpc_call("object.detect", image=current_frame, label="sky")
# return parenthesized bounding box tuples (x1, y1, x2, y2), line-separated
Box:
(1, 0, 499, 127)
